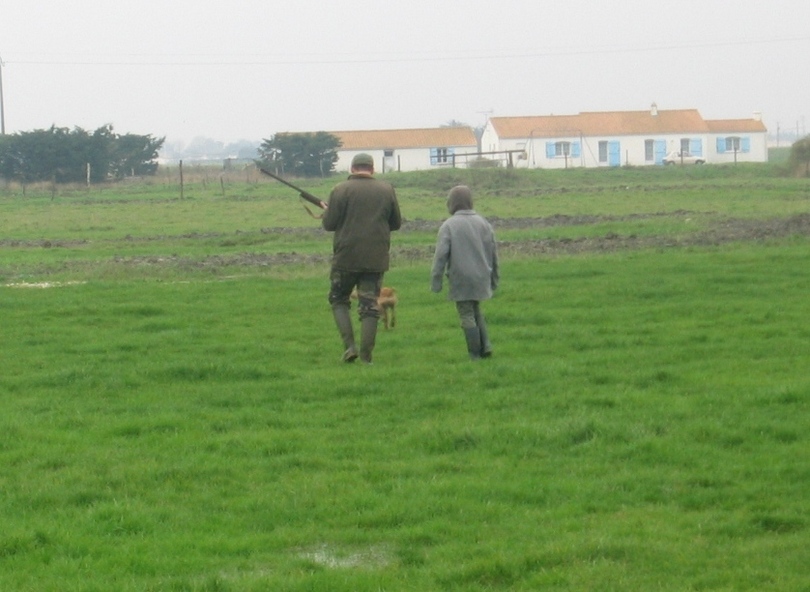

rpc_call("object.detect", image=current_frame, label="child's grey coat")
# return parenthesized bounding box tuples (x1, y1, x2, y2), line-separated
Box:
(431, 205, 499, 301)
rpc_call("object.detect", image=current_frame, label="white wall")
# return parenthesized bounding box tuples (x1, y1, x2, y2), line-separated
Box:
(350, 125, 769, 172)
(709, 133, 769, 164)
(519, 133, 769, 168)
(581, 134, 696, 167)
(335, 146, 478, 173)
(480, 121, 500, 153)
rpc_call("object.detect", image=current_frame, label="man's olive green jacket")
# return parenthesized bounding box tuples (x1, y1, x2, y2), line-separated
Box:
(322, 174, 402, 272)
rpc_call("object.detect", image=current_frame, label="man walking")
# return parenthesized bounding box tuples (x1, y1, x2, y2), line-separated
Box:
(322, 153, 402, 364)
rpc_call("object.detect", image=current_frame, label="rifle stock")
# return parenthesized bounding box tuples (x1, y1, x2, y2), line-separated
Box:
(256, 164, 327, 210)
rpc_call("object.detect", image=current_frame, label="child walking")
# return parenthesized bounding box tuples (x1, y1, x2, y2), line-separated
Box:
(431, 185, 499, 360)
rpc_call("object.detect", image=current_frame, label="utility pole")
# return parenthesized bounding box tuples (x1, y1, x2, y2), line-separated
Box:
(0, 54, 6, 135)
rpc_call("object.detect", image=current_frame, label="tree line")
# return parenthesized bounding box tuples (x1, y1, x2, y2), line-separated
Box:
(0, 125, 164, 184)
(0, 127, 340, 184)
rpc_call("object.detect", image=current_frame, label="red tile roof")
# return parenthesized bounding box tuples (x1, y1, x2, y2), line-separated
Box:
(489, 109, 721, 138)
(328, 127, 478, 150)
(705, 119, 768, 133)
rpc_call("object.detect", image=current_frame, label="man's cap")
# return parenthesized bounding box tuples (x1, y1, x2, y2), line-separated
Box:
(351, 153, 374, 168)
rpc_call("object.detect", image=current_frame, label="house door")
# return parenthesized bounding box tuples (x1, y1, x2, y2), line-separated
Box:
(608, 141, 621, 167)
(654, 140, 667, 165)
(382, 150, 396, 173)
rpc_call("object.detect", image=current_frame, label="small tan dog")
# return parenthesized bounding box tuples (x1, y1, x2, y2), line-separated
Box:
(377, 287, 398, 330)
(351, 287, 398, 329)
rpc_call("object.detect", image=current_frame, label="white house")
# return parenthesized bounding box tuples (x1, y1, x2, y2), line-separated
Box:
(330, 127, 479, 173)
(480, 105, 768, 168)
(706, 117, 769, 164)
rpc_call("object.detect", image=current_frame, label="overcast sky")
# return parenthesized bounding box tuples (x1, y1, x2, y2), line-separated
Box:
(1, 0, 808, 147)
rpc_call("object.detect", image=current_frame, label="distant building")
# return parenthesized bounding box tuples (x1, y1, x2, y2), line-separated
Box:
(705, 116, 769, 164)
(480, 105, 768, 168)
(329, 127, 479, 173)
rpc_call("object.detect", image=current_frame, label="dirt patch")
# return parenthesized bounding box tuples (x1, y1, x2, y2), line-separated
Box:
(0, 238, 89, 248)
(493, 213, 810, 257)
(102, 213, 810, 270)
(111, 251, 331, 270)
(403, 209, 707, 233)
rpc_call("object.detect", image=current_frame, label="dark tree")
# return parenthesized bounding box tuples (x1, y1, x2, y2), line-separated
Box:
(789, 135, 810, 176)
(108, 132, 164, 178)
(257, 132, 341, 177)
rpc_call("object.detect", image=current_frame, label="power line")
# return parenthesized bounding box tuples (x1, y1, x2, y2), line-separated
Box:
(4, 35, 809, 67)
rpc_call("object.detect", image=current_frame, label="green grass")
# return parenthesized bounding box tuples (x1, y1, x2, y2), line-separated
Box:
(1, 166, 809, 590)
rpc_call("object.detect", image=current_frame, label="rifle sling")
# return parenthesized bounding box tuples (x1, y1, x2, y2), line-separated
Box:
(301, 199, 324, 219)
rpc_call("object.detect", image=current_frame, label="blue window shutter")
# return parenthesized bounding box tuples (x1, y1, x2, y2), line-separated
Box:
(571, 142, 581, 158)
(546, 142, 555, 159)
(430, 148, 437, 165)
(716, 137, 726, 154)
(690, 139, 702, 156)
(741, 137, 750, 153)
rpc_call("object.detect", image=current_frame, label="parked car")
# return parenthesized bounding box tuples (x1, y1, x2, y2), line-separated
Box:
(663, 151, 705, 165)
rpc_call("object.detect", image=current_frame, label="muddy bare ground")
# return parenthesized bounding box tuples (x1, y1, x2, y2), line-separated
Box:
(4, 212, 810, 275)
(496, 212, 810, 257)
(107, 212, 810, 272)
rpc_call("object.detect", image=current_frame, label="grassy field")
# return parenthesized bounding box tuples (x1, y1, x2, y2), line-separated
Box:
(1, 165, 809, 591)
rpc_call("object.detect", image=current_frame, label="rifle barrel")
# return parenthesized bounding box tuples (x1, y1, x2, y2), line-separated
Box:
(257, 165, 327, 210)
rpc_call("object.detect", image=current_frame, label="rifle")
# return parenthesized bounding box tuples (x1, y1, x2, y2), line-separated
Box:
(256, 164, 328, 215)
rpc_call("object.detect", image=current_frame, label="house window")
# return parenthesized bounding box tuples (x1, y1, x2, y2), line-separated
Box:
(384, 149, 394, 157)
(546, 141, 581, 159)
(598, 141, 608, 163)
(680, 138, 691, 153)
(430, 147, 453, 165)
(645, 140, 654, 161)
(716, 136, 750, 154)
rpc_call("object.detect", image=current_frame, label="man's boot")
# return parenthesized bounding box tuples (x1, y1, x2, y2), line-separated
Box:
(476, 312, 493, 358)
(464, 327, 482, 360)
(332, 304, 358, 362)
(359, 316, 378, 364)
